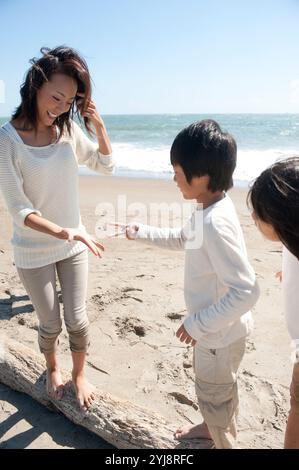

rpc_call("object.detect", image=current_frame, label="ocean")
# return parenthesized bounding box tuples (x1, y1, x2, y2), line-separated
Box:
(1, 114, 299, 186)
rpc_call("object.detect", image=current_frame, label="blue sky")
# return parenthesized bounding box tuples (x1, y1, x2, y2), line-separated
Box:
(0, 0, 299, 115)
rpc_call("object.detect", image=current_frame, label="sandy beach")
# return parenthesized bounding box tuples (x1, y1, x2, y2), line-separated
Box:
(0, 175, 292, 449)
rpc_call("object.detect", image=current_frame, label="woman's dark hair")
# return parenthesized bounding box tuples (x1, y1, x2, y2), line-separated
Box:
(170, 119, 237, 192)
(247, 156, 299, 260)
(12, 46, 93, 138)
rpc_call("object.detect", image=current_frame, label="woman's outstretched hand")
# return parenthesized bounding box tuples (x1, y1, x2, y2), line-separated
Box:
(60, 228, 104, 257)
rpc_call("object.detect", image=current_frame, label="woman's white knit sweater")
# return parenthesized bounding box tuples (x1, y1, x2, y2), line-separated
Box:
(0, 120, 115, 268)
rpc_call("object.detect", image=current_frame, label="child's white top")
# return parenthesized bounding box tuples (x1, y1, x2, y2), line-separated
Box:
(0, 120, 115, 269)
(282, 247, 299, 342)
(136, 194, 260, 349)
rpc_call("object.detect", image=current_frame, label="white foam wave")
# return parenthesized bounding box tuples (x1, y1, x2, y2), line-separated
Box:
(235, 149, 299, 182)
(79, 142, 299, 183)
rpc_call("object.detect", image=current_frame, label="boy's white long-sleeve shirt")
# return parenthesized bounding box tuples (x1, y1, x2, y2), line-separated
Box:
(0, 120, 115, 268)
(136, 194, 260, 349)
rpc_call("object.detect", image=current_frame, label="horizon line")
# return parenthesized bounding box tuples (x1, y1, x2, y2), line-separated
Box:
(1, 112, 299, 118)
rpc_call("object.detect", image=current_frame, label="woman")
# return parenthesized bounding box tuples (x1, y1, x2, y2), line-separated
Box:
(0, 46, 114, 411)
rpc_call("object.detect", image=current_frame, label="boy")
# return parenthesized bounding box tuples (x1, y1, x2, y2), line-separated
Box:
(116, 120, 260, 448)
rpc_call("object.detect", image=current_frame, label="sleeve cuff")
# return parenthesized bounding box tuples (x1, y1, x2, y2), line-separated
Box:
(16, 208, 42, 228)
(99, 151, 113, 159)
(99, 152, 115, 174)
(135, 224, 150, 240)
(184, 314, 203, 341)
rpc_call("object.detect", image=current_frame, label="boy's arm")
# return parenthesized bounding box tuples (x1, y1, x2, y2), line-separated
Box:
(183, 219, 260, 340)
(135, 223, 186, 251)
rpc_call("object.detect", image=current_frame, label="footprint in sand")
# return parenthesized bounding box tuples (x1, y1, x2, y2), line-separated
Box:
(115, 316, 147, 338)
(121, 287, 143, 303)
(156, 360, 185, 384)
(137, 369, 158, 394)
(238, 371, 288, 437)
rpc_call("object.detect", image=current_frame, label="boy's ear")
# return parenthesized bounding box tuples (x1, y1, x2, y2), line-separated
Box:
(192, 174, 210, 187)
(203, 174, 210, 185)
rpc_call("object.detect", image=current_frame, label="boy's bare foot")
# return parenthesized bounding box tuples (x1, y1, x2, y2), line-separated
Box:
(72, 373, 96, 411)
(46, 368, 64, 400)
(174, 422, 212, 440)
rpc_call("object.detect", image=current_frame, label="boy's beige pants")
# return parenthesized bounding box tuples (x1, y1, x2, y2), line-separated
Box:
(193, 337, 246, 449)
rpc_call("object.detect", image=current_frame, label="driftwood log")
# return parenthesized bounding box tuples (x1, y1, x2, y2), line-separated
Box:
(0, 337, 208, 449)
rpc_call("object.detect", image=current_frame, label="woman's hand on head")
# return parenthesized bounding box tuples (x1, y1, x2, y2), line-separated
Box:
(76, 93, 103, 128)
(60, 228, 104, 257)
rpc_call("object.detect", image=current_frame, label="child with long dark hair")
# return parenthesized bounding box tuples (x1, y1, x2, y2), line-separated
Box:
(248, 157, 299, 448)
(0, 46, 114, 410)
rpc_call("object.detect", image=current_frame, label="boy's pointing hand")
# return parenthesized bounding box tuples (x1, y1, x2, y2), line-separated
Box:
(176, 324, 196, 347)
(108, 223, 139, 240)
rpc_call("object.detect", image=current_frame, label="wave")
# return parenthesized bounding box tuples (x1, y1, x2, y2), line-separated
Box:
(79, 142, 299, 183)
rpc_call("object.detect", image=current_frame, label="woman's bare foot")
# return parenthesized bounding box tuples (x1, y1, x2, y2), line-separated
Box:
(46, 368, 64, 400)
(72, 373, 96, 411)
(174, 422, 212, 440)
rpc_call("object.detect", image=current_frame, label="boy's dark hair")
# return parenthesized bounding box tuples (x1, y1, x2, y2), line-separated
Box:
(247, 157, 299, 260)
(170, 119, 237, 192)
(12, 46, 93, 139)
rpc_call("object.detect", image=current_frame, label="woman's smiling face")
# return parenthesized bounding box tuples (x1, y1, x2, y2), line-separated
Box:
(36, 73, 78, 127)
